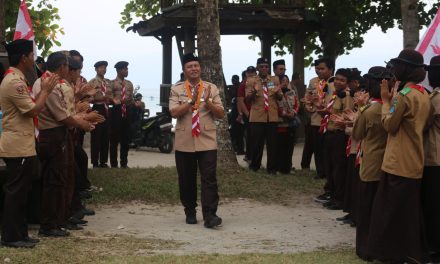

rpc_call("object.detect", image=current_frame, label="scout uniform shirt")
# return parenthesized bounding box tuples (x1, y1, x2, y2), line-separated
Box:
(60, 80, 75, 116)
(88, 76, 112, 104)
(352, 100, 387, 182)
(33, 77, 70, 130)
(169, 81, 224, 152)
(0, 67, 36, 157)
(277, 86, 299, 127)
(424, 87, 440, 166)
(325, 90, 354, 131)
(109, 77, 134, 106)
(245, 75, 281, 122)
(306, 77, 335, 126)
(381, 85, 431, 179)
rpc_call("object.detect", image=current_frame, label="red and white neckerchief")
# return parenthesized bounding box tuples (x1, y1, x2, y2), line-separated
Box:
(262, 79, 269, 112)
(121, 81, 127, 118)
(407, 84, 425, 94)
(316, 79, 327, 99)
(319, 92, 336, 134)
(346, 136, 352, 157)
(101, 80, 109, 116)
(184, 80, 204, 137)
(5, 68, 39, 139)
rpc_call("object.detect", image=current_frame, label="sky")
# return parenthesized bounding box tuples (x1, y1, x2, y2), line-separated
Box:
(48, 0, 433, 114)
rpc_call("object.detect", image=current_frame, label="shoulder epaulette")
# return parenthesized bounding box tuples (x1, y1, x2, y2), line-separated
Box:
(399, 87, 412, 96)
(359, 104, 371, 113)
(430, 89, 439, 99)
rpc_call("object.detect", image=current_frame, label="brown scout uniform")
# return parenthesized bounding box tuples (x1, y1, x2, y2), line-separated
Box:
(245, 75, 281, 172)
(36, 79, 71, 231)
(0, 67, 38, 242)
(169, 80, 224, 220)
(108, 77, 134, 168)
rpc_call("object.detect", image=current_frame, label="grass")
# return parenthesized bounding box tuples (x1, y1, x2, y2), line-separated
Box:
(87, 167, 323, 205)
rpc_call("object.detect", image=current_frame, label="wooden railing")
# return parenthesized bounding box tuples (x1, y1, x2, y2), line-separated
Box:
(160, 0, 303, 10)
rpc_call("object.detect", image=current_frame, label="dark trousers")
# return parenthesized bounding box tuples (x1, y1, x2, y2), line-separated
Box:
(323, 130, 347, 206)
(244, 117, 252, 160)
(232, 121, 245, 154)
(1, 156, 37, 242)
(90, 104, 109, 166)
(301, 123, 313, 169)
(422, 166, 440, 253)
(63, 131, 76, 223)
(109, 105, 130, 167)
(74, 145, 90, 191)
(343, 154, 360, 219)
(39, 127, 67, 230)
(175, 150, 219, 220)
(249, 122, 277, 172)
(276, 127, 296, 174)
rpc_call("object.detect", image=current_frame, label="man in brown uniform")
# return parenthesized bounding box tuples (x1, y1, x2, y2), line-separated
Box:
(245, 58, 281, 174)
(169, 53, 224, 228)
(352, 66, 390, 261)
(0, 40, 58, 248)
(36, 52, 94, 237)
(88, 61, 111, 168)
(109, 61, 134, 168)
(422, 56, 440, 262)
(367, 50, 431, 263)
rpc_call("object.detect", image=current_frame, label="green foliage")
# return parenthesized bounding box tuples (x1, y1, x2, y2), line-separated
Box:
(4, 0, 63, 57)
(120, 0, 439, 65)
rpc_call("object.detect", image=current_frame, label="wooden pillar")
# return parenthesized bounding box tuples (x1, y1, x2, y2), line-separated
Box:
(162, 32, 172, 84)
(293, 31, 305, 98)
(184, 27, 195, 54)
(0, 0, 5, 52)
(261, 32, 272, 70)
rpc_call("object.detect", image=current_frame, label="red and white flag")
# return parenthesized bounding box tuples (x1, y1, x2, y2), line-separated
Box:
(13, 0, 37, 59)
(416, 8, 440, 90)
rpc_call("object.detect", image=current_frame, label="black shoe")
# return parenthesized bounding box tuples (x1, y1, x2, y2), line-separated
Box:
(121, 165, 129, 169)
(1, 240, 35, 248)
(185, 214, 198, 224)
(267, 170, 277, 175)
(69, 217, 88, 225)
(322, 200, 334, 208)
(111, 164, 118, 168)
(24, 236, 40, 243)
(38, 228, 69, 237)
(336, 214, 350, 221)
(81, 207, 95, 216)
(204, 215, 222, 228)
(236, 151, 245, 155)
(430, 252, 440, 262)
(65, 223, 83, 231)
(326, 203, 342, 210)
(92, 164, 99, 168)
(79, 190, 92, 200)
(99, 163, 109, 168)
(314, 193, 331, 203)
(72, 210, 85, 220)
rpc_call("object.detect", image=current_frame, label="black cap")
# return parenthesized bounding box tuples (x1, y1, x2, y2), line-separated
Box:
(4, 39, 33, 56)
(363, 66, 393, 80)
(273, 59, 285, 68)
(182, 53, 199, 66)
(114, 61, 129, 70)
(246, 66, 256, 72)
(68, 57, 82, 70)
(426, 55, 440, 71)
(94, 61, 108, 68)
(388, 49, 425, 68)
(257, 57, 269, 65)
(36, 56, 45, 64)
(135, 93, 143, 99)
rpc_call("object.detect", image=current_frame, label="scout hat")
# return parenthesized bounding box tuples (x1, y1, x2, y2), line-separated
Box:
(256, 57, 269, 65)
(363, 66, 393, 80)
(388, 49, 425, 68)
(182, 53, 199, 67)
(246, 66, 256, 72)
(426, 55, 440, 71)
(114, 61, 129, 70)
(68, 57, 82, 70)
(94, 61, 108, 68)
(4, 39, 33, 56)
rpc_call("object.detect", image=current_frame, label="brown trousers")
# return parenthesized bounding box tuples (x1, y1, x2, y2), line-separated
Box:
(1, 156, 38, 242)
(175, 150, 219, 220)
(39, 126, 68, 230)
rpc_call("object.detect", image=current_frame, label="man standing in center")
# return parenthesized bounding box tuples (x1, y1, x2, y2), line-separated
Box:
(246, 58, 281, 174)
(109, 61, 134, 168)
(169, 53, 224, 228)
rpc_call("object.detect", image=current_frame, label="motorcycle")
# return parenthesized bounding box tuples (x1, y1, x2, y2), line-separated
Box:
(130, 110, 174, 153)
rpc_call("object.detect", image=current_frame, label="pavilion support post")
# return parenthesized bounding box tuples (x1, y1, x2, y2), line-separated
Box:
(261, 32, 272, 71)
(293, 30, 305, 97)
(184, 27, 195, 54)
(161, 32, 173, 112)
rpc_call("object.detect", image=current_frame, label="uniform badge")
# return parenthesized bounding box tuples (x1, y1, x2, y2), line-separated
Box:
(16, 85, 26, 95)
(268, 82, 275, 89)
(390, 98, 398, 114)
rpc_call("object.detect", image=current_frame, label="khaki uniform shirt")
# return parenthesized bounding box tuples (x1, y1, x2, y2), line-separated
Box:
(110, 77, 134, 106)
(0, 67, 36, 157)
(306, 77, 335, 126)
(424, 88, 440, 166)
(34, 79, 70, 130)
(169, 81, 224, 152)
(326, 90, 354, 131)
(245, 75, 281, 123)
(381, 86, 431, 179)
(60, 81, 75, 116)
(88, 76, 112, 104)
(352, 102, 387, 182)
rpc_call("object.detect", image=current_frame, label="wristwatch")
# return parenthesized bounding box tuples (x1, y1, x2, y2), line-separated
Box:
(187, 98, 194, 105)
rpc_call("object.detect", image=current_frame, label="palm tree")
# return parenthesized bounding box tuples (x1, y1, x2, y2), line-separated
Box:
(401, 0, 420, 49)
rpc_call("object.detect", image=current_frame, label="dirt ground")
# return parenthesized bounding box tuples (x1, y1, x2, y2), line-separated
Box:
(79, 138, 354, 255)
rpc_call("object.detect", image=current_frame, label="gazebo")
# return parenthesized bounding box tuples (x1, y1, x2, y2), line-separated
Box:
(128, 0, 306, 108)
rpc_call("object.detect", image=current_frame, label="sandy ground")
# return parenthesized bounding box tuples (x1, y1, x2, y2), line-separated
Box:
(80, 133, 353, 255)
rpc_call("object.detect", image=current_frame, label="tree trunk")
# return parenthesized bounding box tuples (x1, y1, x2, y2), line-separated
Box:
(0, 0, 5, 52)
(401, 0, 419, 49)
(196, 0, 240, 171)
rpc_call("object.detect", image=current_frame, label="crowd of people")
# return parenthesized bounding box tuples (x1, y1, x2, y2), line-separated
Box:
(225, 50, 440, 263)
(0, 39, 144, 248)
(1, 38, 439, 264)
